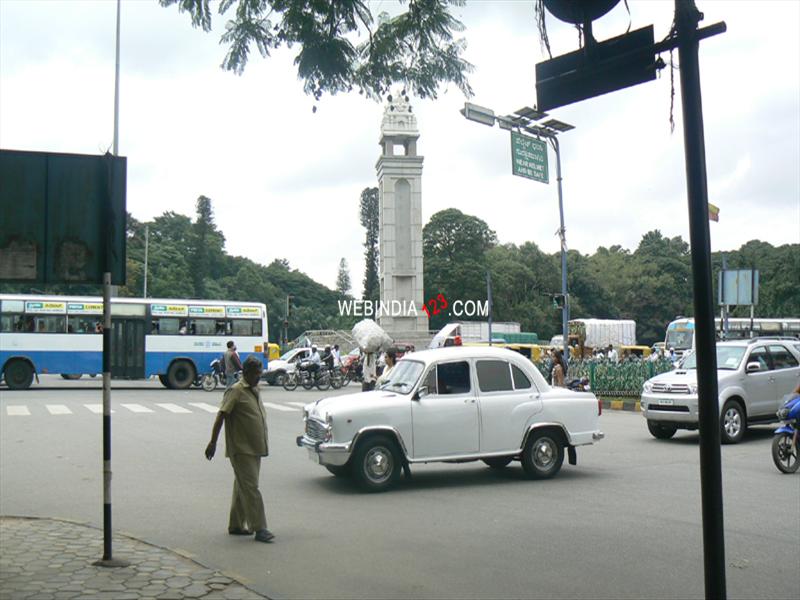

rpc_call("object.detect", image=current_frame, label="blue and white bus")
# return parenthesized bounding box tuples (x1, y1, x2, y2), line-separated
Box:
(665, 316, 800, 356)
(0, 294, 269, 390)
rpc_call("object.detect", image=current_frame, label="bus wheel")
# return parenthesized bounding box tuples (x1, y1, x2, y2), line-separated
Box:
(5, 360, 34, 390)
(158, 374, 172, 389)
(167, 360, 196, 390)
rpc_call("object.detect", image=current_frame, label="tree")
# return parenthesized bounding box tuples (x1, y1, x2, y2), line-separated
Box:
(423, 208, 497, 329)
(189, 196, 226, 298)
(160, 0, 473, 104)
(336, 258, 351, 296)
(360, 187, 379, 302)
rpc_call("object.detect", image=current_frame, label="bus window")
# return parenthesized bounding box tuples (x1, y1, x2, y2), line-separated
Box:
(68, 315, 100, 333)
(191, 319, 216, 336)
(152, 317, 180, 335)
(1, 314, 19, 332)
(231, 319, 261, 336)
(34, 315, 66, 333)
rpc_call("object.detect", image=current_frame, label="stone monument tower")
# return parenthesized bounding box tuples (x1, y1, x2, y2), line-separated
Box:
(376, 93, 427, 332)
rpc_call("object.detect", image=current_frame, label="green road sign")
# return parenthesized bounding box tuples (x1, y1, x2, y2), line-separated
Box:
(511, 132, 548, 183)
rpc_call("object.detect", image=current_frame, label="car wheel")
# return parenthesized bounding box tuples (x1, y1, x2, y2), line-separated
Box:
(352, 435, 401, 492)
(720, 400, 745, 444)
(647, 420, 678, 440)
(167, 360, 196, 390)
(4, 360, 34, 390)
(483, 456, 513, 469)
(273, 372, 286, 387)
(771, 433, 799, 474)
(325, 464, 352, 478)
(521, 430, 564, 479)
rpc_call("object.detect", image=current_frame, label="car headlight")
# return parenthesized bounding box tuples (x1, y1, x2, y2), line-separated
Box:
(643, 381, 654, 393)
(689, 383, 698, 394)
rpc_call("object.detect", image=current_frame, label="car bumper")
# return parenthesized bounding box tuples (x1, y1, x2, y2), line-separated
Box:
(641, 392, 698, 424)
(296, 435, 351, 467)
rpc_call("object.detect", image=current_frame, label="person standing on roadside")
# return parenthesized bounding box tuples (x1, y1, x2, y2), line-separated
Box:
(362, 351, 377, 392)
(224, 340, 243, 389)
(205, 356, 274, 543)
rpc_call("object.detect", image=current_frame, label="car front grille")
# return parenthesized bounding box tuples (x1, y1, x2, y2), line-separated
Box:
(652, 382, 692, 394)
(305, 418, 329, 442)
(647, 404, 690, 413)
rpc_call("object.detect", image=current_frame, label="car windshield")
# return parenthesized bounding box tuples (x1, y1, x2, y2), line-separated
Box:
(279, 349, 298, 361)
(378, 360, 424, 394)
(681, 346, 746, 370)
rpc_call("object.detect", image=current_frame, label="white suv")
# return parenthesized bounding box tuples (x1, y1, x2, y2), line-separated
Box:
(641, 338, 800, 443)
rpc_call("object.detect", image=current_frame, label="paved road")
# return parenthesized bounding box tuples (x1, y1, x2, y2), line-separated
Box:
(1, 378, 798, 599)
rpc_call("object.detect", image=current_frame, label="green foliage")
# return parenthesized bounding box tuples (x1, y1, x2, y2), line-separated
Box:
(160, 0, 473, 103)
(360, 186, 379, 302)
(336, 258, 351, 296)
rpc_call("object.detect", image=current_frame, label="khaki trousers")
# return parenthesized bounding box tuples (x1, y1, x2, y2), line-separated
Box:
(228, 454, 267, 532)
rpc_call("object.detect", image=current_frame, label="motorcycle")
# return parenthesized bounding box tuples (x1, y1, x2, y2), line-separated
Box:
(772, 394, 800, 474)
(202, 358, 240, 392)
(566, 376, 591, 392)
(283, 361, 333, 391)
(340, 358, 363, 387)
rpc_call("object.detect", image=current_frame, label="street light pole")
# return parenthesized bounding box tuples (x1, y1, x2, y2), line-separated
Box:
(551, 135, 569, 361)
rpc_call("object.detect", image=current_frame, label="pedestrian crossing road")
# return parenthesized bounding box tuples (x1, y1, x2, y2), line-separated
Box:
(2, 400, 309, 417)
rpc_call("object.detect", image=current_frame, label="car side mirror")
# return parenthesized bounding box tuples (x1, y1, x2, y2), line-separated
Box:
(413, 386, 429, 401)
(745, 362, 762, 373)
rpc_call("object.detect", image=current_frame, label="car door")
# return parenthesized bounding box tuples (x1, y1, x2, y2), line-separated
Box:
(767, 344, 800, 409)
(475, 359, 542, 454)
(742, 345, 775, 417)
(411, 360, 479, 459)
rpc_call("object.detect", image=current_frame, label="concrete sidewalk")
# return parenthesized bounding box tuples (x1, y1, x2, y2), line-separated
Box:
(0, 516, 265, 599)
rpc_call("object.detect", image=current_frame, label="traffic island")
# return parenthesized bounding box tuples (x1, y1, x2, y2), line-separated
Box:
(0, 516, 265, 599)
(599, 396, 641, 412)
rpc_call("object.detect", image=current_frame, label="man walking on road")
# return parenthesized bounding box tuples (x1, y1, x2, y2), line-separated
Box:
(205, 356, 275, 543)
(224, 340, 243, 389)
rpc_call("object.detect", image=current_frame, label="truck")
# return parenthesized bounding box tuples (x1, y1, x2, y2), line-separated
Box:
(568, 319, 636, 357)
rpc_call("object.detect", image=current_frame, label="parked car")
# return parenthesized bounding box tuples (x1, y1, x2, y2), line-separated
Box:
(263, 347, 311, 386)
(297, 346, 604, 492)
(641, 337, 800, 443)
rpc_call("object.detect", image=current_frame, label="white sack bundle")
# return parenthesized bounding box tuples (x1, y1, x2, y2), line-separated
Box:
(352, 319, 393, 353)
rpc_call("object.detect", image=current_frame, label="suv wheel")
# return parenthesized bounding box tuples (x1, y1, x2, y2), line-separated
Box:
(352, 435, 401, 492)
(647, 420, 677, 440)
(720, 400, 746, 444)
(521, 430, 564, 479)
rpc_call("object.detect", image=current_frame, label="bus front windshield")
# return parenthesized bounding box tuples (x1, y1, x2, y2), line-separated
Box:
(681, 346, 746, 371)
(665, 326, 693, 351)
(378, 360, 424, 394)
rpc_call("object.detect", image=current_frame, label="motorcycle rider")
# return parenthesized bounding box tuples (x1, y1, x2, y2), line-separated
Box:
(307, 346, 322, 379)
(321, 346, 335, 371)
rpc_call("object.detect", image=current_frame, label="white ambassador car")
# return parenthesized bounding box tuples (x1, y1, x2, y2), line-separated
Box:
(641, 338, 800, 444)
(297, 346, 604, 492)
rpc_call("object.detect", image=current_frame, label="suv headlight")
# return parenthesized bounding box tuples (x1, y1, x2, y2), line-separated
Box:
(689, 383, 698, 394)
(643, 381, 654, 393)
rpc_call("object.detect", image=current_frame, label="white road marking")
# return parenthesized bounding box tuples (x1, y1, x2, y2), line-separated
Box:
(156, 403, 192, 414)
(286, 402, 308, 408)
(121, 403, 154, 413)
(84, 404, 114, 414)
(6, 406, 30, 416)
(262, 402, 299, 412)
(46, 404, 72, 415)
(188, 402, 219, 413)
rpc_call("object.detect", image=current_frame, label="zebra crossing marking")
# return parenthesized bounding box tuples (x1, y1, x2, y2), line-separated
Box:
(6, 406, 30, 416)
(46, 404, 72, 415)
(286, 402, 307, 408)
(84, 404, 113, 414)
(155, 403, 192, 414)
(188, 402, 219, 413)
(121, 403, 154, 414)
(262, 402, 299, 412)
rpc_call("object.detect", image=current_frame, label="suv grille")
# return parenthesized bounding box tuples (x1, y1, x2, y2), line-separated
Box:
(652, 382, 692, 394)
(305, 418, 329, 442)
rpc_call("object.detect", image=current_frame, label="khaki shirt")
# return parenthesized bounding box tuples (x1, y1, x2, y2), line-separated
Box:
(220, 380, 268, 457)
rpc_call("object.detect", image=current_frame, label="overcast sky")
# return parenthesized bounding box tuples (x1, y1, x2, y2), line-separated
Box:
(1, 0, 798, 292)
